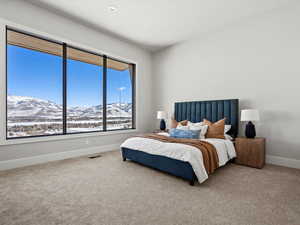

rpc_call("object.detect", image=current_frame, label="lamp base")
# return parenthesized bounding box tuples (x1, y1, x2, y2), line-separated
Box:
(160, 119, 166, 131)
(245, 121, 256, 138)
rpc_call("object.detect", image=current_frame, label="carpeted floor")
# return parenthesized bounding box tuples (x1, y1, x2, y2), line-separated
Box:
(0, 151, 299, 225)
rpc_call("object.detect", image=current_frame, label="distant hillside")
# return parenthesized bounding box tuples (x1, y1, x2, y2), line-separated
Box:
(7, 96, 132, 121)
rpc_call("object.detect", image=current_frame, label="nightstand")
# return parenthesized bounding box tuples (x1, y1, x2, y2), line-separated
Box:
(234, 137, 265, 169)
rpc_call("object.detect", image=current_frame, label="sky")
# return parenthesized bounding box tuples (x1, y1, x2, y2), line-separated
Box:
(7, 45, 132, 106)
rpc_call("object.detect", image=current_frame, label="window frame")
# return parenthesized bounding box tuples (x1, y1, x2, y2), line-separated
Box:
(5, 27, 136, 140)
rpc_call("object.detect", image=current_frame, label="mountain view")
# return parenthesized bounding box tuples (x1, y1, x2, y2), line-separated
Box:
(7, 43, 134, 138)
(7, 96, 132, 138)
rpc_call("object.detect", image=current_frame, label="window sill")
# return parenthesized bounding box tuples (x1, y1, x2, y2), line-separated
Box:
(0, 129, 138, 146)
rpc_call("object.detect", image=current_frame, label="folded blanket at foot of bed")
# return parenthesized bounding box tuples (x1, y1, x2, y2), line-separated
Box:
(135, 134, 219, 175)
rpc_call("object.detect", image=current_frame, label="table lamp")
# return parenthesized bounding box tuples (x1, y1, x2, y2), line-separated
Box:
(157, 111, 167, 131)
(241, 109, 259, 138)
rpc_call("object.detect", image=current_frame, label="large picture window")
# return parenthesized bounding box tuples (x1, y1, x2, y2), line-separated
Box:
(6, 28, 135, 139)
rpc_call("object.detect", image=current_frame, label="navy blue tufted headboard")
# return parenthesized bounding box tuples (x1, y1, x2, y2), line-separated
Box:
(174, 99, 239, 137)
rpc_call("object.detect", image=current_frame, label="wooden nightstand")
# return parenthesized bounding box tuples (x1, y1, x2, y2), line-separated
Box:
(234, 137, 265, 169)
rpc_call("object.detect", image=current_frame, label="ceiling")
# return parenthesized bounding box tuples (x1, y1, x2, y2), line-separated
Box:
(26, 0, 294, 51)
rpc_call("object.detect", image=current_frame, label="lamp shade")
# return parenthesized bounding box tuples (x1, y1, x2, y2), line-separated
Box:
(241, 109, 260, 121)
(157, 111, 166, 119)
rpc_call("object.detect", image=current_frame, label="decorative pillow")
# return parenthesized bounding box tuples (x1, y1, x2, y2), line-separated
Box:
(176, 124, 190, 130)
(224, 134, 233, 140)
(203, 118, 226, 139)
(187, 121, 204, 127)
(224, 125, 231, 134)
(187, 121, 208, 139)
(170, 119, 188, 128)
(169, 128, 200, 139)
(157, 132, 170, 137)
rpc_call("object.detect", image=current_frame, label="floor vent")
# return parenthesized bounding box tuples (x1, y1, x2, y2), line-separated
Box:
(88, 155, 102, 159)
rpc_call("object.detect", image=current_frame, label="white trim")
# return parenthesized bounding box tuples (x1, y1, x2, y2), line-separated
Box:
(266, 154, 300, 169)
(0, 144, 120, 171)
(0, 129, 138, 146)
(1, 150, 299, 172)
(0, 21, 6, 146)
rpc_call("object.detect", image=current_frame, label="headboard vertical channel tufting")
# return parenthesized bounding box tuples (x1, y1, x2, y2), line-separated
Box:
(174, 99, 239, 137)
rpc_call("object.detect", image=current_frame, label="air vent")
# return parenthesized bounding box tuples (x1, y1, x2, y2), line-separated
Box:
(88, 154, 102, 159)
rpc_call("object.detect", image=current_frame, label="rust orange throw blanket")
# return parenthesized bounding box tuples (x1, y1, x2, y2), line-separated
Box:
(136, 134, 219, 174)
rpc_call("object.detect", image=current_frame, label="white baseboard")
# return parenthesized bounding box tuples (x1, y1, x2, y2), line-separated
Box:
(1, 148, 299, 171)
(0, 144, 120, 171)
(266, 154, 300, 169)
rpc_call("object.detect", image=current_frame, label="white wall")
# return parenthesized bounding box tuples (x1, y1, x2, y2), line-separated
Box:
(0, 1, 153, 164)
(153, 4, 300, 161)
(1, 1, 299, 169)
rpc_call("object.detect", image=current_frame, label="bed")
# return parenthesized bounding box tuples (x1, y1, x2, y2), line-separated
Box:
(121, 99, 239, 185)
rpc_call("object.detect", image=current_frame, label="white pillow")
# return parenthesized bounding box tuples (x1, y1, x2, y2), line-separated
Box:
(224, 134, 233, 140)
(157, 132, 170, 137)
(224, 125, 231, 134)
(187, 121, 208, 139)
(176, 124, 190, 130)
(187, 121, 204, 127)
(224, 125, 233, 140)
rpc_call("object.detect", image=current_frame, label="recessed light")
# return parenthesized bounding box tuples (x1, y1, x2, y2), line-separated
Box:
(108, 5, 118, 12)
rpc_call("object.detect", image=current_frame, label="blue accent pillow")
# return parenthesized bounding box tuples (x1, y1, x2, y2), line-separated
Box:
(169, 128, 200, 139)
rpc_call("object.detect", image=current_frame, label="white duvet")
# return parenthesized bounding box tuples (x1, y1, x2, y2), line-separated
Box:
(120, 134, 236, 183)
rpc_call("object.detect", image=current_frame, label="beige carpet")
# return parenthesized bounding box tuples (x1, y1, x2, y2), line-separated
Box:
(0, 151, 299, 225)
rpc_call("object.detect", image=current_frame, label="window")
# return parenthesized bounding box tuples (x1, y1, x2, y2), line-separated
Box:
(6, 30, 63, 138)
(67, 47, 103, 133)
(107, 58, 134, 130)
(6, 28, 135, 139)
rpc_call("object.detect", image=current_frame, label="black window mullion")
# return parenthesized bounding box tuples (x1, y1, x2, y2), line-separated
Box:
(62, 43, 67, 134)
(103, 55, 107, 131)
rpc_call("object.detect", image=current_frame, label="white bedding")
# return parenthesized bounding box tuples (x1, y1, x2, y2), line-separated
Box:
(120, 135, 236, 183)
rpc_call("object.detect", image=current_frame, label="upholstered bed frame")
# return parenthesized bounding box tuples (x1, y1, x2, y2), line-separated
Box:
(122, 99, 239, 185)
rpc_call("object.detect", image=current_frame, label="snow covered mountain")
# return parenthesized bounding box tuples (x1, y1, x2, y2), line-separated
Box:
(7, 96, 132, 120)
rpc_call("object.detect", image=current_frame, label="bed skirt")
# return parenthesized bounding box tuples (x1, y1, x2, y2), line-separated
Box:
(121, 147, 197, 185)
